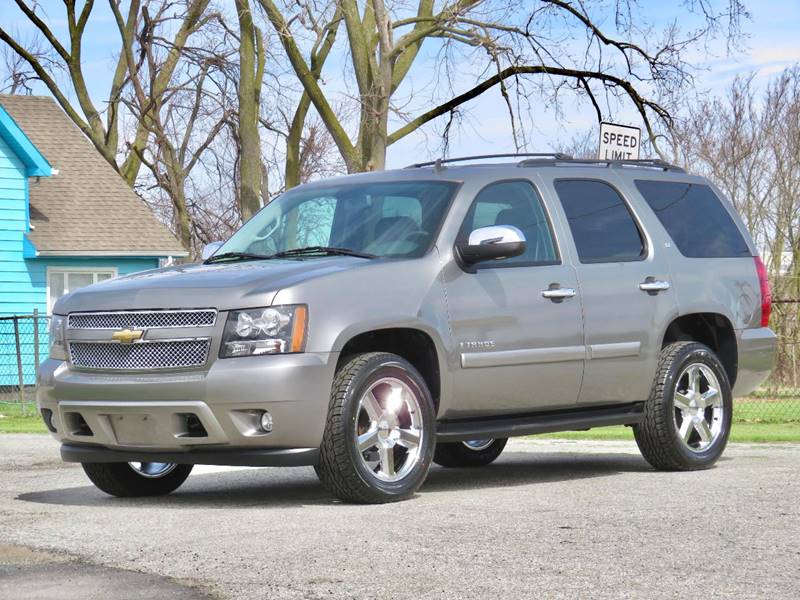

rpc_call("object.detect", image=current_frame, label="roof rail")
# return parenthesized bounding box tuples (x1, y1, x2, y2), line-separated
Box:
(405, 153, 573, 169)
(517, 157, 685, 173)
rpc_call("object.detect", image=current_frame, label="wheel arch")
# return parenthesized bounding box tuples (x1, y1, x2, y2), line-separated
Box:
(335, 326, 445, 414)
(661, 312, 738, 387)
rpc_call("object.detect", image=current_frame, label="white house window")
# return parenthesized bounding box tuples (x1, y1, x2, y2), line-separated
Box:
(47, 268, 117, 313)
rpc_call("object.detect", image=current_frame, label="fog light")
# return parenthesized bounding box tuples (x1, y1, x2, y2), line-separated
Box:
(259, 411, 273, 433)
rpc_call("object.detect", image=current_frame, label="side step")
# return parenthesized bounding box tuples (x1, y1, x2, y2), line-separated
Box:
(436, 402, 644, 443)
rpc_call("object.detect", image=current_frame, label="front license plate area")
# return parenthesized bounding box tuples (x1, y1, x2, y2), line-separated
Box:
(110, 414, 158, 445)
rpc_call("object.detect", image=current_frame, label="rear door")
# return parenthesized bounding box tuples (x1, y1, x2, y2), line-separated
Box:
(443, 178, 584, 418)
(548, 176, 679, 406)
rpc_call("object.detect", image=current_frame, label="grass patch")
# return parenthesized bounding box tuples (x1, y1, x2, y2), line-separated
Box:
(733, 398, 800, 423)
(0, 403, 46, 434)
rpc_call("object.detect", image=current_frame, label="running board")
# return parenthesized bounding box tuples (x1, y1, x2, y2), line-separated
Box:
(436, 402, 644, 443)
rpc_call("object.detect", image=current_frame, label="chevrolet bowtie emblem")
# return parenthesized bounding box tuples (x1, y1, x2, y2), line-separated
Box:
(112, 329, 144, 344)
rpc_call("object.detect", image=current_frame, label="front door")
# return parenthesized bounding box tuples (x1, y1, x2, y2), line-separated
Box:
(443, 179, 584, 418)
(550, 177, 679, 406)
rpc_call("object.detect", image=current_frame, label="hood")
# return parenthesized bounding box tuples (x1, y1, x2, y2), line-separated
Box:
(54, 257, 371, 314)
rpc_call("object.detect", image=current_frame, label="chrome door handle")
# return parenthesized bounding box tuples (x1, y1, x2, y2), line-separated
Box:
(541, 287, 577, 300)
(639, 280, 671, 293)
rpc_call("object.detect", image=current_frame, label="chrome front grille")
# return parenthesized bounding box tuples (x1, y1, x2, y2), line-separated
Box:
(69, 339, 210, 370)
(68, 310, 216, 330)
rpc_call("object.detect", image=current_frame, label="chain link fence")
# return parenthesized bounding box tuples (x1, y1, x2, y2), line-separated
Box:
(0, 312, 797, 424)
(0, 313, 49, 411)
(740, 296, 800, 423)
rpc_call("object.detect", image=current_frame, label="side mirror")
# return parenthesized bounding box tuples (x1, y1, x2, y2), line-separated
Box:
(201, 241, 224, 261)
(457, 225, 527, 265)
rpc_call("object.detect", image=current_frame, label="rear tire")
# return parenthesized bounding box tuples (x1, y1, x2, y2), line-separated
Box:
(433, 438, 508, 468)
(315, 352, 435, 503)
(634, 342, 732, 471)
(81, 462, 193, 497)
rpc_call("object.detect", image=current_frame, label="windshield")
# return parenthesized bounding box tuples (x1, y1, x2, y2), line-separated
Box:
(216, 180, 458, 259)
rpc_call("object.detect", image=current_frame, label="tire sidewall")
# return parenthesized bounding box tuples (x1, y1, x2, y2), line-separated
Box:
(340, 356, 435, 498)
(434, 438, 508, 468)
(462, 438, 507, 461)
(82, 462, 193, 497)
(660, 344, 733, 466)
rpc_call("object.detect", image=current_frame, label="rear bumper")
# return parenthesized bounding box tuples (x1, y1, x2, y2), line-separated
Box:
(37, 352, 338, 455)
(733, 327, 777, 396)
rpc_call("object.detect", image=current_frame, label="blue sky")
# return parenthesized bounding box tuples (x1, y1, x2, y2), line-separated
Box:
(2, 0, 799, 169)
(388, 0, 800, 167)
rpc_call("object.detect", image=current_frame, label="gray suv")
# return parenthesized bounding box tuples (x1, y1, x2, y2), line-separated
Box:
(38, 155, 777, 503)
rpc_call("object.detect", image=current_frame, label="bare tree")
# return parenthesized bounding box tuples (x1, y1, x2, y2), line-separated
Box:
(0, 0, 210, 185)
(0, 34, 57, 95)
(255, 0, 745, 175)
(111, 0, 233, 251)
(671, 69, 800, 386)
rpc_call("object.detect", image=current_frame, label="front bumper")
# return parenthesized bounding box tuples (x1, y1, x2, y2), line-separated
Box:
(60, 443, 319, 467)
(37, 352, 338, 462)
(733, 327, 777, 397)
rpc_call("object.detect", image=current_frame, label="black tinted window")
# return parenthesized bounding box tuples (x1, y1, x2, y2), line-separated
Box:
(635, 180, 751, 258)
(554, 180, 645, 263)
(461, 180, 558, 265)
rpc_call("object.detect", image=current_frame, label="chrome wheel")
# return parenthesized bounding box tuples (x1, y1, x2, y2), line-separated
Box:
(673, 363, 724, 452)
(355, 377, 423, 482)
(128, 462, 178, 478)
(462, 439, 494, 451)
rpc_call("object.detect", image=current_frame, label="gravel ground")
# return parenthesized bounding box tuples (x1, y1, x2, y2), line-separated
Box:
(1, 434, 798, 599)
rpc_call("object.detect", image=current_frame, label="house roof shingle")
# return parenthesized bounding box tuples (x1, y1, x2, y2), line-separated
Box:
(0, 94, 186, 256)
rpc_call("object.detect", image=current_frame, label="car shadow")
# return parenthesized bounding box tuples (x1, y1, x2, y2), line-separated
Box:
(16, 451, 651, 509)
(423, 450, 650, 494)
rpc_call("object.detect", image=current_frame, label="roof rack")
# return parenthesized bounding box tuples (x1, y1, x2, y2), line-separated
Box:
(517, 157, 685, 173)
(405, 153, 573, 169)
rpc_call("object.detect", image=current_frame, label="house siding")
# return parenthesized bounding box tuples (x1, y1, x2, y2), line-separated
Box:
(0, 135, 30, 317)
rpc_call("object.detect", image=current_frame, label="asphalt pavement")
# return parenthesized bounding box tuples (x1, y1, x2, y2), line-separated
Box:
(1, 434, 798, 599)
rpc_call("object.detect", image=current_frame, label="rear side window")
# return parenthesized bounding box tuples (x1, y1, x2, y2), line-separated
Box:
(554, 179, 645, 263)
(635, 181, 751, 258)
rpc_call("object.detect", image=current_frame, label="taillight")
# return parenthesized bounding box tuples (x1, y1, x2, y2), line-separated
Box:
(754, 256, 772, 327)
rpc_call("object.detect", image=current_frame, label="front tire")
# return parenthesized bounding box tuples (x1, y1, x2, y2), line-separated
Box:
(81, 462, 193, 497)
(433, 438, 508, 468)
(634, 342, 732, 471)
(315, 352, 435, 503)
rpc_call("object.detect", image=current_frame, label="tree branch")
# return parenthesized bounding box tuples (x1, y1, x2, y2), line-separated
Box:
(387, 65, 670, 154)
(257, 0, 359, 170)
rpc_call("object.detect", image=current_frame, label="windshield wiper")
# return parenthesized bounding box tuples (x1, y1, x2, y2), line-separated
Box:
(269, 246, 377, 260)
(205, 246, 376, 264)
(204, 251, 273, 264)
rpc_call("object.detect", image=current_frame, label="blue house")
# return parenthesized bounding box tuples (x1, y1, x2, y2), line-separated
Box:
(0, 95, 186, 384)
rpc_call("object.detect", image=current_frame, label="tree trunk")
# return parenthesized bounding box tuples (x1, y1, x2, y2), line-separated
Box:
(285, 93, 311, 189)
(235, 0, 264, 220)
(170, 172, 192, 251)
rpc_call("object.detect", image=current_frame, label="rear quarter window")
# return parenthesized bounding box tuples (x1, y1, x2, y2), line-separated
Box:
(635, 180, 751, 258)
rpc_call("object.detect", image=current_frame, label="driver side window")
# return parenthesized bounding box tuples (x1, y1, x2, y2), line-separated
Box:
(461, 180, 559, 266)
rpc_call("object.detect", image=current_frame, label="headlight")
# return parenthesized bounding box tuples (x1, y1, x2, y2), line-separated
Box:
(220, 305, 307, 358)
(49, 315, 67, 360)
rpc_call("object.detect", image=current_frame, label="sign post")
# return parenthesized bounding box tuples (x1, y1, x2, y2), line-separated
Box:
(598, 122, 641, 160)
